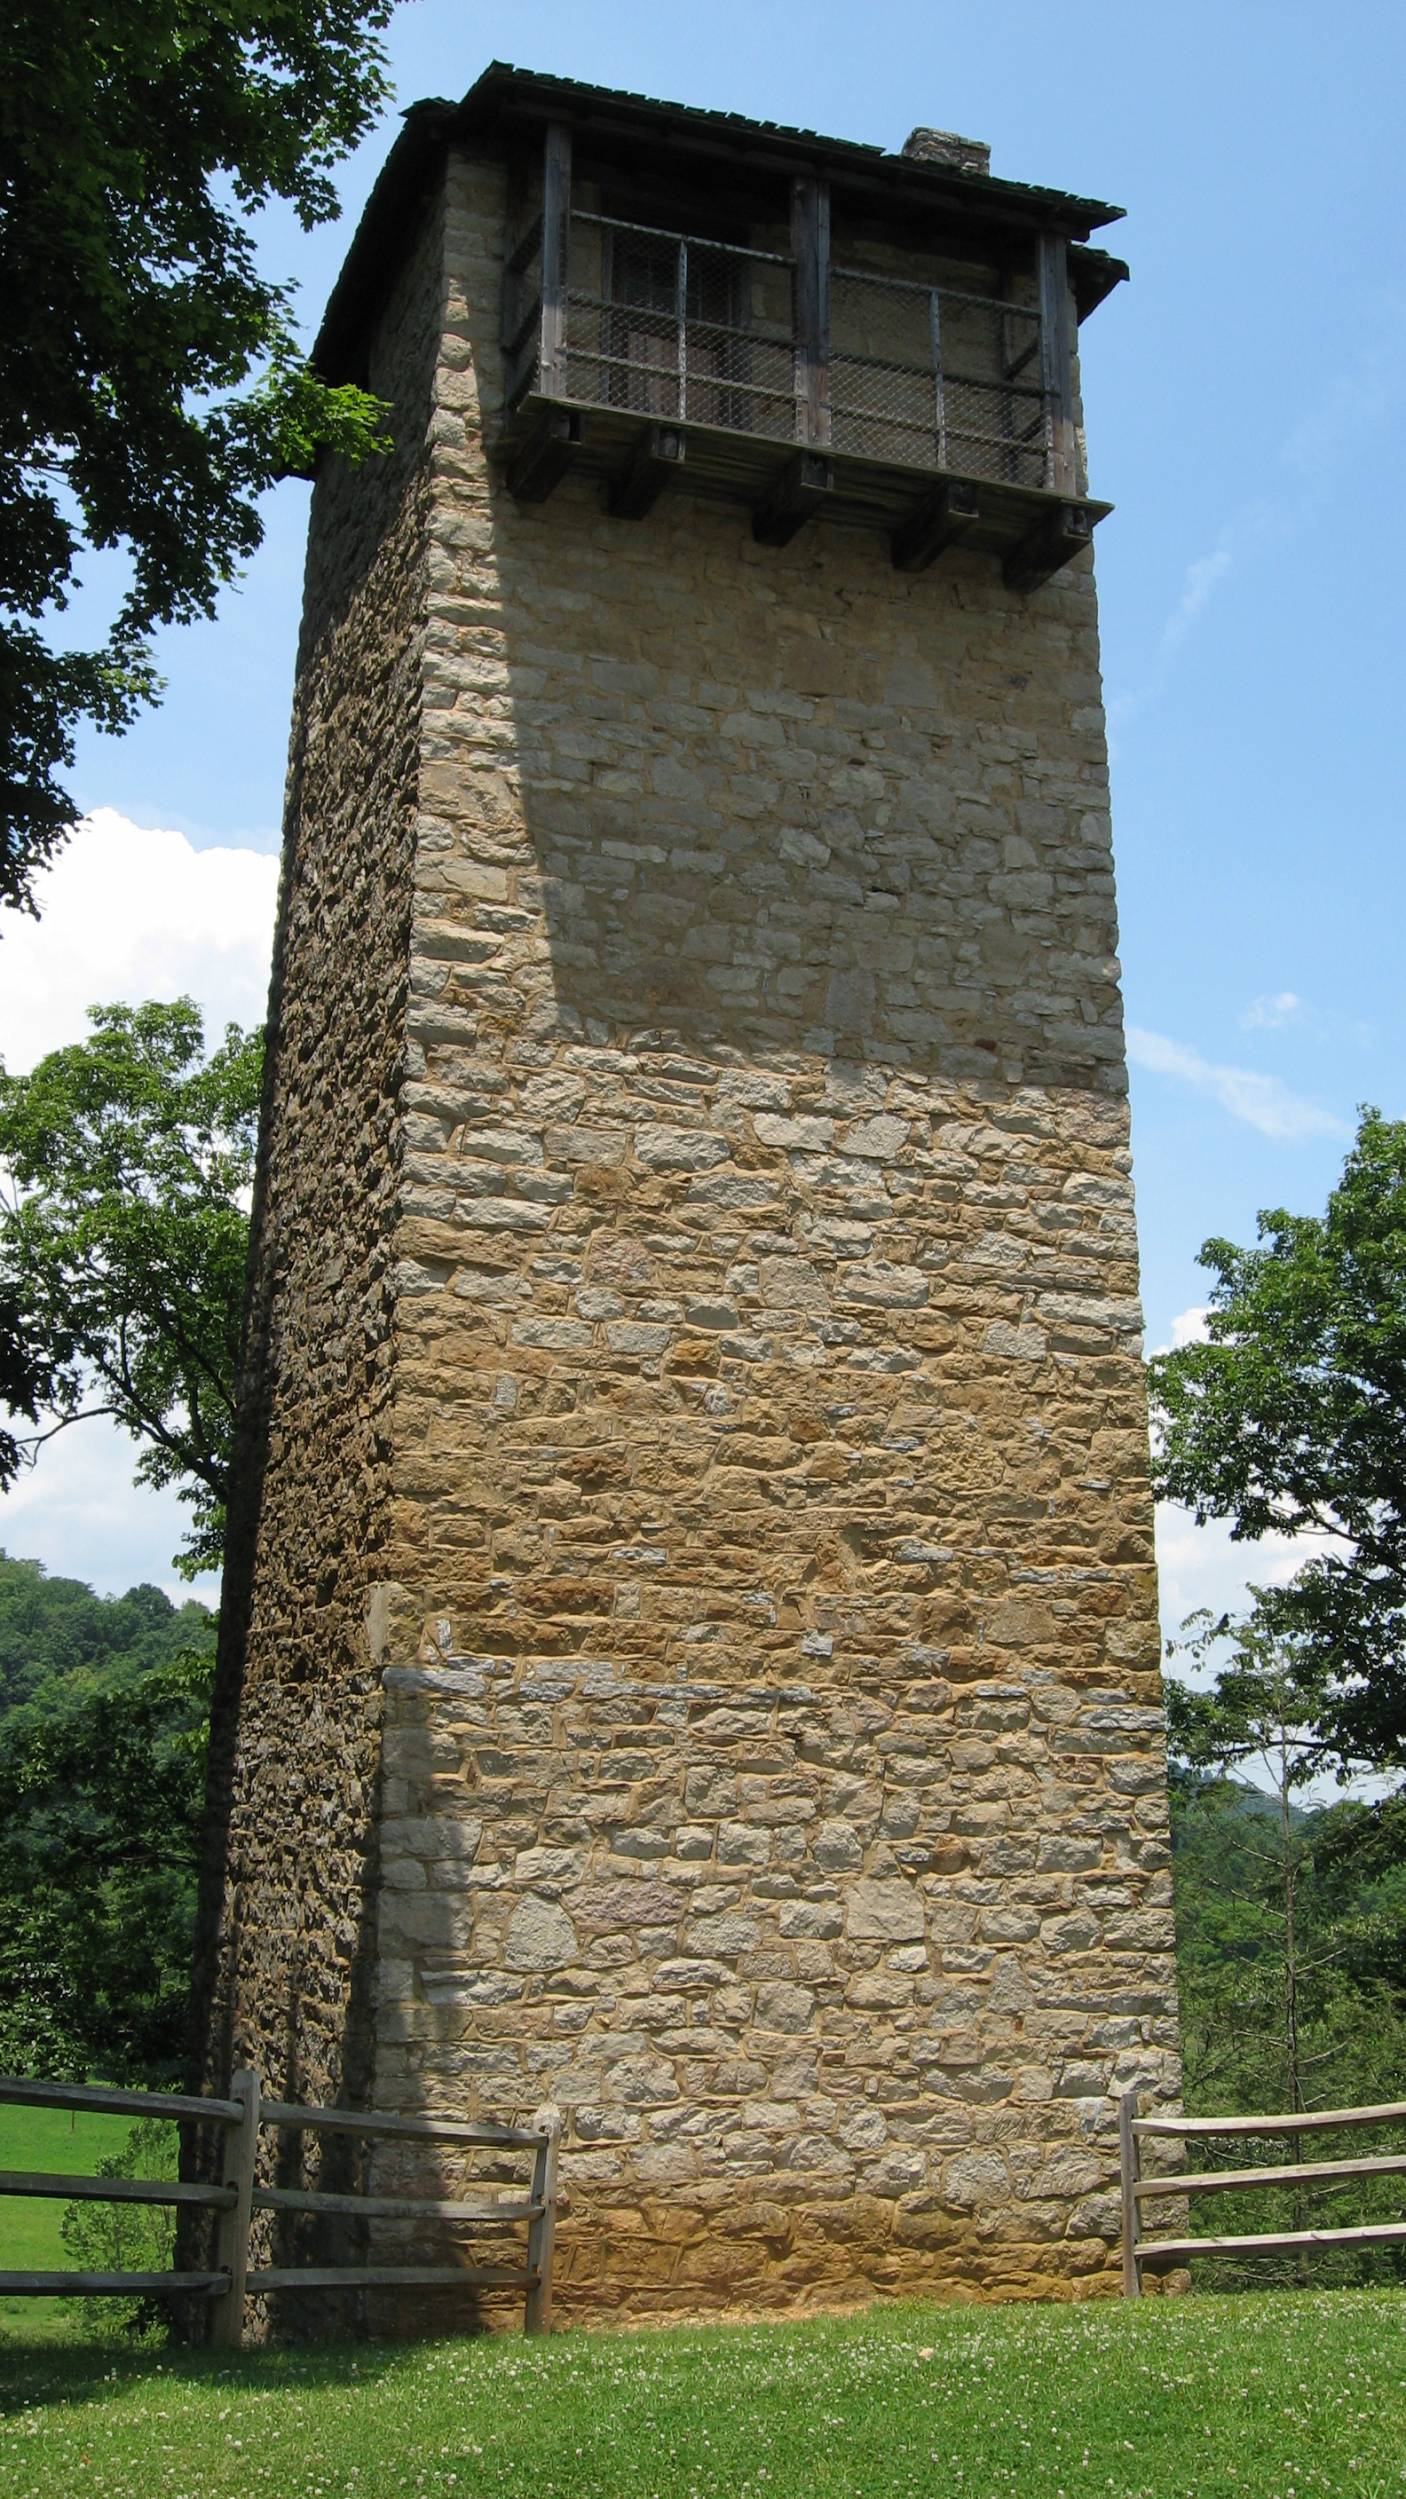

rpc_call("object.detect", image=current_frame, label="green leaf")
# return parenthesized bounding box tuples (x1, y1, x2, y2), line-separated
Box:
(0, 0, 396, 910)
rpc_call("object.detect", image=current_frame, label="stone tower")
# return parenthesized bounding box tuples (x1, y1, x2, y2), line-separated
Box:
(198, 62, 1180, 2321)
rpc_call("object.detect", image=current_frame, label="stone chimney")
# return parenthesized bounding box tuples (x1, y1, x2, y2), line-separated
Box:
(902, 126, 991, 176)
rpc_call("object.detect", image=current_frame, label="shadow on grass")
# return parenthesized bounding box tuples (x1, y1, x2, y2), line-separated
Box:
(0, 2328, 462, 2420)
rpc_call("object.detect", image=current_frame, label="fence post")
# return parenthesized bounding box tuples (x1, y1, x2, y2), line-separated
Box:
(211, 2064, 260, 2350)
(1119, 2088, 1143, 2298)
(524, 2118, 560, 2333)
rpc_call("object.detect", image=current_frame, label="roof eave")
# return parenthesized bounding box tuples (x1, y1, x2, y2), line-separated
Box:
(311, 65, 1128, 391)
(453, 60, 1126, 238)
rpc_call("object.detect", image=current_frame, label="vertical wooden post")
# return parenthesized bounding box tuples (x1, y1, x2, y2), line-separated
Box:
(927, 287, 947, 472)
(500, 147, 538, 407)
(538, 122, 573, 401)
(676, 237, 690, 423)
(1118, 2088, 1143, 2299)
(791, 174, 831, 450)
(524, 2119, 560, 2334)
(211, 2065, 260, 2351)
(1036, 231, 1078, 495)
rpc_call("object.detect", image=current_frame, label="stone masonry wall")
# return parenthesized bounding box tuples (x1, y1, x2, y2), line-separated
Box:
(194, 194, 443, 2130)
(358, 152, 1181, 2320)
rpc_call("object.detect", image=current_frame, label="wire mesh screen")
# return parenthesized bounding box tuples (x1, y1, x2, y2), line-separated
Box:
(562, 214, 798, 441)
(830, 268, 1050, 487)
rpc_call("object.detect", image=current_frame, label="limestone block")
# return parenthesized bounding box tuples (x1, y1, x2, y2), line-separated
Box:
(504, 1895, 579, 1970)
(943, 2149, 1013, 2209)
(845, 1879, 926, 1942)
(634, 1125, 729, 1172)
(755, 1982, 816, 2034)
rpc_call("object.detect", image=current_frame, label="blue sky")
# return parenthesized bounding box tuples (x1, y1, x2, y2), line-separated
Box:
(2, 0, 1403, 1640)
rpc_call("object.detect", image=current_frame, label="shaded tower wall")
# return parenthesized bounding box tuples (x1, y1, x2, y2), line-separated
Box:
(200, 128, 1180, 2323)
(194, 195, 442, 2116)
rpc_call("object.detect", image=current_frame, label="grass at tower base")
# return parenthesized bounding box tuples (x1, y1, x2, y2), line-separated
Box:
(3, 2287, 1405, 2498)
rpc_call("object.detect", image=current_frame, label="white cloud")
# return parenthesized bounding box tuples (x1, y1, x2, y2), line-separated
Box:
(1239, 990, 1305, 1033)
(0, 808, 279, 1075)
(1126, 1024, 1348, 1142)
(1280, 303, 1406, 476)
(1148, 1306, 1209, 1365)
(1160, 545, 1234, 656)
(2, 1412, 220, 1605)
(1155, 1501, 1304, 1646)
(1171, 1304, 1210, 1348)
(1109, 317, 1405, 741)
(0, 809, 278, 1597)
(1106, 506, 1285, 749)
(1156, 1501, 1383, 1803)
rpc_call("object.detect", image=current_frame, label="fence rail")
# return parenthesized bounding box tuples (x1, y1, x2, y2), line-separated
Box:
(0, 2067, 558, 2345)
(1119, 2089, 1406, 2293)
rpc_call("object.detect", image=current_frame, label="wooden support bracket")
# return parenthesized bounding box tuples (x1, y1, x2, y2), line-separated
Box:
(752, 451, 834, 548)
(1003, 501, 1094, 594)
(891, 480, 980, 574)
(506, 408, 582, 506)
(608, 424, 685, 520)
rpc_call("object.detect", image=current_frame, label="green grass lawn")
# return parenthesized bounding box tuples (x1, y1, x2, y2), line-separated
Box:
(0, 2101, 173, 2342)
(2, 2289, 1405, 2499)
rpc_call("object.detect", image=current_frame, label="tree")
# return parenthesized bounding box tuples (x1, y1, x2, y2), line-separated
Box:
(0, 1555, 216, 2082)
(1166, 1606, 1406, 2286)
(0, 1646, 214, 2081)
(1, 0, 395, 912)
(60, 2117, 181, 2341)
(0, 1548, 216, 1714)
(1168, 1607, 1370, 2124)
(1149, 1111, 1406, 1776)
(0, 999, 261, 1574)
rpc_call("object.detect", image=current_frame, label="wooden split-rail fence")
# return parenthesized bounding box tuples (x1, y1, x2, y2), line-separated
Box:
(1120, 2089, 1406, 2293)
(0, 2068, 559, 2345)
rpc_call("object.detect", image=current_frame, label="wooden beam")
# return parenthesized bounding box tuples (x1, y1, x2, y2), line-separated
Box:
(1136, 2147, 1406, 2201)
(1139, 2218, 1406, 2267)
(891, 479, 979, 574)
(0, 2170, 234, 2208)
(254, 2184, 542, 2223)
(752, 450, 834, 547)
(1134, 2096, 1406, 2139)
(0, 2271, 225, 2296)
(247, 2263, 536, 2292)
(608, 424, 685, 519)
(791, 175, 831, 449)
(261, 2097, 549, 2150)
(538, 121, 572, 400)
(505, 406, 582, 505)
(1002, 500, 1094, 593)
(0, 2073, 240, 2125)
(1036, 231, 1079, 494)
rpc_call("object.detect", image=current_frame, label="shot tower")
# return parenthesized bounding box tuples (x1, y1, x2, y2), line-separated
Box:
(198, 63, 1180, 2320)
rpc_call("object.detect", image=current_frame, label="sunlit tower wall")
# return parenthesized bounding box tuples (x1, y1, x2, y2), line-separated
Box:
(196, 62, 1181, 2323)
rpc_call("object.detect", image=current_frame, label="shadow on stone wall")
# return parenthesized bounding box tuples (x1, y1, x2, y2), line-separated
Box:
(425, 425, 1124, 1100)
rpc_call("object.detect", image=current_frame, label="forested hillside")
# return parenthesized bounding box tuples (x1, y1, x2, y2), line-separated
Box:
(1170, 1764, 1406, 2280)
(0, 1553, 214, 2083)
(0, 1553, 213, 1712)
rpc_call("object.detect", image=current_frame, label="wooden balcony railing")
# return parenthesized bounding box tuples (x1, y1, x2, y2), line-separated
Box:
(500, 121, 1102, 587)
